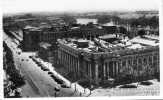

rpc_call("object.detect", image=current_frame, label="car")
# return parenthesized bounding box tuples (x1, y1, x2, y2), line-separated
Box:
(37, 62, 42, 66)
(55, 78, 64, 84)
(31, 57, 37, 62)
(60, 84, 70, 88)
(48, 72, 53, 75)
(42, 68, 49, 71)
(29, 56, 32, 58)
(21, 59, 24, 61)
(34, 59, 38, 62)
(51, 75, 58, 80)
(41, 65, 49, 70)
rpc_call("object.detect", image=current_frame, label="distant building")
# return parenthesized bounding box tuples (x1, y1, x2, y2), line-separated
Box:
(22, 26, 58, 51)
(102, 21, 118, 34)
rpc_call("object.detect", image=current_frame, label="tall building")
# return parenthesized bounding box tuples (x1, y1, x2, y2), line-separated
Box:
(22, 26, 58, 51)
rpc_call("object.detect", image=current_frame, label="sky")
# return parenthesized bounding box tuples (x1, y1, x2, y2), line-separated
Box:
(2, 0, 160, 14)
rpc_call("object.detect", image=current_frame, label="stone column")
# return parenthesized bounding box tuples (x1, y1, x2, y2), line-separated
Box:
(136, 57, 138, 67)
(131, 58, 133, 66)
(69, 54, 71, 72)
(70, 56, 72, 72)
(151, 55, 153, 64)
(75, 58, 77, 74)
(77, 59, 79, 73)
(74, 57, 77, 79)
(73, 56, 75, 72)
(61, 49, 63, 64)
(60, 50, 62, 64)
(79, 55, 83, 78)
(88, 62, 90, 76)
(126, 59, 128, 72)
(69, 55, 71, 71)
(103, 62, 106, 79)
(63, 52, 65, 65)
(95, 62, 99, 85)
(71, 56, 73, 72)
(67, 54, 69, 71)
(156, 55, 159, 72)
(66, 53, 68, 65)
(116, 61, 119, 76)
(107, 62, 110, 79)
(136, 57, 139, 75)
(90, 63, 92, 79)
(112, 61, 115, 77)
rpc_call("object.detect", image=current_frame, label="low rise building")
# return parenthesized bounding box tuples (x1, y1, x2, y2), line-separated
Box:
(57, 35, 159, 86)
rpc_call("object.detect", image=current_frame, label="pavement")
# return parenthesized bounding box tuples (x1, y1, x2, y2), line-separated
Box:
(90, 79, 160, 96)
(3, 32, 91, 97)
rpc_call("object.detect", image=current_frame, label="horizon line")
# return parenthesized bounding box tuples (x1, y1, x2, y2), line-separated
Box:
(3, 9, 159, 16)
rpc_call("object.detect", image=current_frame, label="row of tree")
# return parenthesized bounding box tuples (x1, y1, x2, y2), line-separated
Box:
(97, 15, 159, 28)
(4, 42, 25, 98)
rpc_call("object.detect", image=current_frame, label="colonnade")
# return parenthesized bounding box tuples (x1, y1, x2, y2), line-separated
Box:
(101, 52, 159, 82)
(58, 46, 80, 78)
(58, 43, 159, 84)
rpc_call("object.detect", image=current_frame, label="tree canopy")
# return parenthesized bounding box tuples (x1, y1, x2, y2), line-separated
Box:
(137, 29, 146, 36)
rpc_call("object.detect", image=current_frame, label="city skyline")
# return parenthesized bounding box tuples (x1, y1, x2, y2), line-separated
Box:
(2, 0, 160, 14)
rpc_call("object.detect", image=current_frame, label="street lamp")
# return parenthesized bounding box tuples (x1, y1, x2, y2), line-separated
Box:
(54, 87, 60, 97)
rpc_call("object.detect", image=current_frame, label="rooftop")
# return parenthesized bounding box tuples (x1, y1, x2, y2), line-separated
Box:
(39, 42, 52, 49)
(58, 34, 159, 55)
(129, 36, 159, 46)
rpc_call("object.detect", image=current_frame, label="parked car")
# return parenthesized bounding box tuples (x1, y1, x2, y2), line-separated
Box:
(18, 52, 21, 55)
(55, 78, 64, 84)
(48, 72, 53, 75)
(60, 83, 70, 88)
(31, 57, 37, 62)
(41, 67, 49, 71)
(41, 65, 49, 71)
(51, 75, 58, 80)
(37, 62, 42, 66)
(29, 56, 32, 58)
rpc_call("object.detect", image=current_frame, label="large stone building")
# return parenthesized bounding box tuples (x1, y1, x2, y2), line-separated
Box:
(22, 26, 58, 51)
(57, 35, 159, 86)
(21, 24, 108, 51)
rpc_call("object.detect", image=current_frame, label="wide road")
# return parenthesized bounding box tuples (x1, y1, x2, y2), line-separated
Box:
(3, 32, 90, 97)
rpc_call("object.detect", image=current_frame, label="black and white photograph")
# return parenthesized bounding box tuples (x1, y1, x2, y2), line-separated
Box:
(1, 0, 163, 99)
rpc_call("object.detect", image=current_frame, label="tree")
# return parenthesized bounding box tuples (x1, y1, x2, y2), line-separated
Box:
(119, 26, 127, 34)
(61, 15, 77, 25)
(97, 15, 111, 24)
(131, 19, 139, 27)
(149, 16, 159, 28)
(137, 29, 146, 37)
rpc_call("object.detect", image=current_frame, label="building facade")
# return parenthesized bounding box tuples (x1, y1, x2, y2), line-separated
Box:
(57, 39, 159, 85)
(22, 27, 58, 51)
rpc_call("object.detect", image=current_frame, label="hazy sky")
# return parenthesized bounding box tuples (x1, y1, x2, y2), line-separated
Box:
(2, 0, 160, 14)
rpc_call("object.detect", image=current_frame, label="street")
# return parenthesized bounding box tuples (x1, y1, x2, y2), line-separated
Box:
(3, 32, 90, 97)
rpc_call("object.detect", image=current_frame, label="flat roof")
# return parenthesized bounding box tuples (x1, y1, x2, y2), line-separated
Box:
(99, 34, 117, 39)
(130, 36, 159, 46)
(58, 34, 159, 54)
